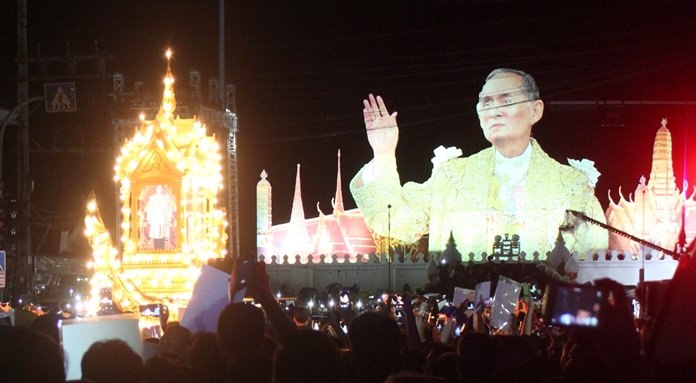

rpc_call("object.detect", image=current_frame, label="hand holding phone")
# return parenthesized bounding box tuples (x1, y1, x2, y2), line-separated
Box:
(140, 304, 161, 317)
(542, 282, 607, 328)
(453, 322, 464, 338)
(229, 258, 255, 303)
(434, 314, 446, 331)
(248, 261, 274, 301)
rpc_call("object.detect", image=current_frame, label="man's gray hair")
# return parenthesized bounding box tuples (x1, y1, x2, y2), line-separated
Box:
(485, 68, 539, 101)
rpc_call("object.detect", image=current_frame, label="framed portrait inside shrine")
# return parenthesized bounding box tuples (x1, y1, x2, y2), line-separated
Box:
(136, 184, 178, 251)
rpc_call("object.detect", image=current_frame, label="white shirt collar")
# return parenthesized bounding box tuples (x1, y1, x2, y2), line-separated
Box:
(494, 141, 532, 181)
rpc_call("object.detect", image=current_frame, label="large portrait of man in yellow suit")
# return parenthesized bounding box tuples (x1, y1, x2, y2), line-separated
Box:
(351, 68, 608, 259)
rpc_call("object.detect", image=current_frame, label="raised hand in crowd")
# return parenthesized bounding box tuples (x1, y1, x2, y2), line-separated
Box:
(248, 261, 297, 341)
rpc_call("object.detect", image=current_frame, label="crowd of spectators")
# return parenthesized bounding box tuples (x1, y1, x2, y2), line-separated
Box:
(1, 260, 695, 382)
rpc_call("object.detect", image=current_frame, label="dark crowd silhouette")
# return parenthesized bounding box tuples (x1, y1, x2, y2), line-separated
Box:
(2, 258, 696, 383)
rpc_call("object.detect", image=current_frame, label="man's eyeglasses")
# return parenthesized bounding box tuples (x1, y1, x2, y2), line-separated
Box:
(476, 90, 537, 112)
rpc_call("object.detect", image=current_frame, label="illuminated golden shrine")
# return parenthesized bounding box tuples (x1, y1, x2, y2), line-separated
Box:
(84, 50, 228, 315)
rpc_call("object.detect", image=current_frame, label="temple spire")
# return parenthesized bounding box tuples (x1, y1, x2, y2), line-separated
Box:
(648, 118, 678, 195)
(284, 164, 311, 256)
(157, 48, 177, 122)
(290, 164, 306, 223)
(256, 169, 273, 255)
(333, 149, 345, 217)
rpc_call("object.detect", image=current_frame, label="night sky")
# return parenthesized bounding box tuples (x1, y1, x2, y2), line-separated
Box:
(1, 1, 695, 257)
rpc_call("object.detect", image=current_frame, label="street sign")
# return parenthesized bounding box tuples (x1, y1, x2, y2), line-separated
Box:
(44, 82, 77, 112)
(0, 250, 5, 288)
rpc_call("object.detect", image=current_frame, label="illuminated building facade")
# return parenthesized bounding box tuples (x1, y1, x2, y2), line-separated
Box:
(257, 150, 376, 263)
(605, 119, 696, 257)
(257, 131, 684, 290)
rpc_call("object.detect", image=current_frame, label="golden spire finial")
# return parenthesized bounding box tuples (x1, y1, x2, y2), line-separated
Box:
(165, 49, 173, 73)
(158, 48, 177, 122)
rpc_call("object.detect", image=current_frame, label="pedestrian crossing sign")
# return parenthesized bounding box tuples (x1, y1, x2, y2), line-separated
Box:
(44, 82, 77, 112)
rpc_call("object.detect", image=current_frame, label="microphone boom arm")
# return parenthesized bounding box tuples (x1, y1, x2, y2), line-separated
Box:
(566, 210, 679, 260)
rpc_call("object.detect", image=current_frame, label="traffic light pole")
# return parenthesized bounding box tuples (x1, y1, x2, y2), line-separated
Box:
(16, 0, 32, 298)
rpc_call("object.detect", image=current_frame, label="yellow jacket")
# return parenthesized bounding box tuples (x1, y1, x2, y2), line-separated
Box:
(350, 139, 608, 259)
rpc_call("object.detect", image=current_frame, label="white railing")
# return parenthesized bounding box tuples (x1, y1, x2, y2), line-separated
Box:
(261, 249, 679, 293)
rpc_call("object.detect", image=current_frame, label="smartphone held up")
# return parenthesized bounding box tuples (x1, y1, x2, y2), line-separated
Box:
(230, 258, 256, 303)
(542, 282, 608, 328)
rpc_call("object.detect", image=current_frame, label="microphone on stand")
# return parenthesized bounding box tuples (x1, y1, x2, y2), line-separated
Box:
(387, 205, 392, 244)
(387, 205, 392, 251)
(560, 210, 584, 232)
(387, 204, 392, 291)
(675, 203, 687, 256)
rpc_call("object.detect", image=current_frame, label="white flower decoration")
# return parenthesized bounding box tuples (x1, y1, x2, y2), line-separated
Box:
(431, 145, 463, 173)
(567, 158, 601, 188)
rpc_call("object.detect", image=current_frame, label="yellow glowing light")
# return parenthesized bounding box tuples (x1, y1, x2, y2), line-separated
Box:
(84, 52, 228, 318)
